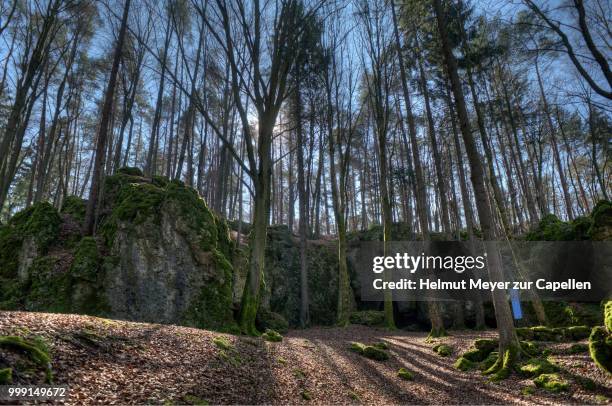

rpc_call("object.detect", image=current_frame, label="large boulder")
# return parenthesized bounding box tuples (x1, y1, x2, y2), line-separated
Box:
(0, 172, 237, 332)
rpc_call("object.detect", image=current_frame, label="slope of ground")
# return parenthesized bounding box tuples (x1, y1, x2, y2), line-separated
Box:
(1, 311, 610, 405)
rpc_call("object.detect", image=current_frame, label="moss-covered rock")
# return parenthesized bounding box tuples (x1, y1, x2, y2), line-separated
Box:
(397, 367, 414, 380)
(349, 341, 366, 354)
(363, 345, 389, 361)
(117, 167, 144, 177)
(261, 329, 283, 342)
(605, 300, 612, 332)
(533, 373, 569, 392)
(99, 175, 236, 331)
(262, 225, 340, 327)
(256, 309, 289, 334)
(589, 326, 612, 375)
(519, 358, 558, 377)
(61, 196, 86, 222)
(589, 200, 612, 241)
(454, 356, 476, 371)
(349, 310, 385, 326)
(433, 344, 453, 357)
(372, 341, 388, 350)
(212, 336, 233, 351)
(566, 325, 590, 340)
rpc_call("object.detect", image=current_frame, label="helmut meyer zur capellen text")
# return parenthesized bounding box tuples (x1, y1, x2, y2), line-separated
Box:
(371, 253, 592, 292)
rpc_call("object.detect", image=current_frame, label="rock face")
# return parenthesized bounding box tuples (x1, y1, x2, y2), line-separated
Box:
(0, 170, 236, 332)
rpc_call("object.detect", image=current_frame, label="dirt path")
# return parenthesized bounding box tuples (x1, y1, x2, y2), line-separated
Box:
(1, 312, 610, 405)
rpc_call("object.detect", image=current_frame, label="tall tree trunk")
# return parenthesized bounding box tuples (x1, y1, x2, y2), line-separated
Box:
(83, 0, 131, 235)
(433, 0, 521, 375)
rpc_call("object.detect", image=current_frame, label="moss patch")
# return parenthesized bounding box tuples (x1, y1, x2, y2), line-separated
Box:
(397, 367, 414, 380)
(261, 329, 283, 342)
(533, 373, 569, 392)
(0, 335, 52, 383)
(589, 326, 612, 375)
(349, 311, 385, 327)
(518, 358, 558, 377)
(0, 368, 12, 384)
(363, 345, 389, 361)
(454, 356, 476, 371)
(433, 344, 453, 357)
(61, 196, 86, 222)
(212, 336, 233, 351)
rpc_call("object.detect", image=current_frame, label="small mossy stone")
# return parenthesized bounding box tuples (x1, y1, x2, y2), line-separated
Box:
(0, 368, 12, 384)
(372, 341, 388, 350)
(522, 386, 536, 395)
(363, 345, 389, 361)
(519, 358, 558, 377)
(533, 373, 569, 392)
(433, 344, 453, 357)
(589, 326, 612, 375)
(256, 309, 289, 334)
(212, 336, 233, 351)
(454, 356, 475, 371)
(397, 367, 414, 380)
(349, 342, 366, 354)
(261, 329, 282, 342)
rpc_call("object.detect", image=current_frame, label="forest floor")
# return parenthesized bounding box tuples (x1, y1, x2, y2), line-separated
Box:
(1, 311, 611, 405)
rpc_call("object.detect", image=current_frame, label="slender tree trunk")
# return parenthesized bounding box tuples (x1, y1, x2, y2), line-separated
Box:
(83, 0, 130, 235)
(433, 0, 520, 373)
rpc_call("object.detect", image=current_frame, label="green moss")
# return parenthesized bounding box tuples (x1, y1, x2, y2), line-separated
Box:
(0, 335, 52, 382)
(301, 390, 312, 400)
(522, 385, 536, 395)
(256, 309, 289, 334)
(480, 351, 499, 371)
(363, 345, 389, 361)
(533, 373, 569, 392)
(454, 356, 476, 371)
(463, 348, 488, 362)
(589, 326, 612, 375)
(61, 196, 86, 222)
(433, 344, 453, 357)
(474, 339, 498, 353)
(372, 341, 388, 350)
(212, 336, 233, 351)
(349, 311, 385, 326)
(25, 256, 71, 312)
(0, 368, 12, 384)
(293, 368, 307, 378)
(485, 344, 519, 382)
(397, 367, 414, 380)
(117, 167, 144, 177)
(589, 200, 612, 240)
(516, 327, 534, 340)
(349, 341, 366, 354)
(520, 341, 541, 356)
(182, 394, 209, 405)
(519, 358, 558, 377)
(261, 329, 282, 342)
